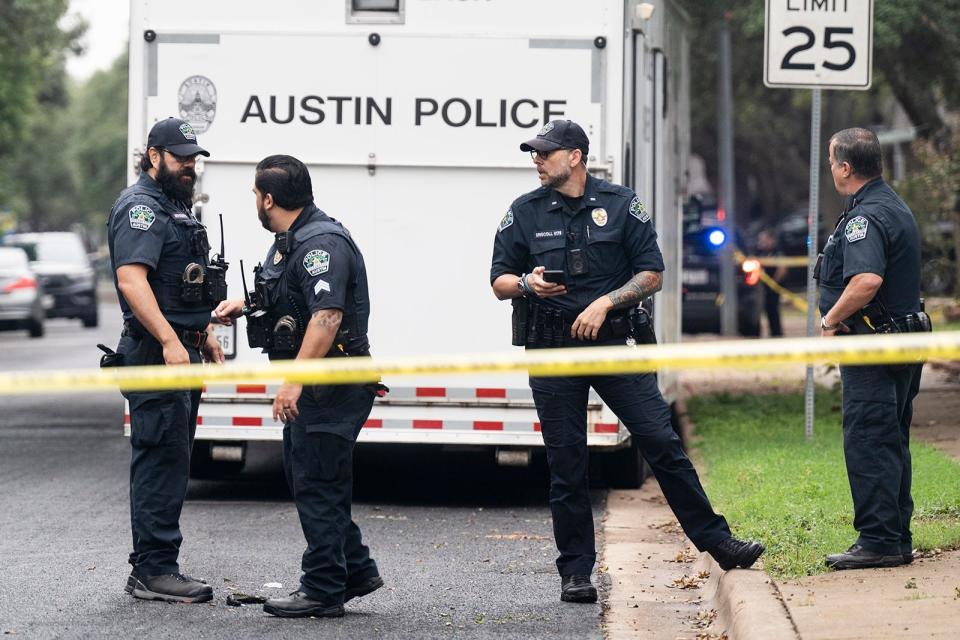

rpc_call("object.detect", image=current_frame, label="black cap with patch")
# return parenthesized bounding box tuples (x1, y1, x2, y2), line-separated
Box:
(520, 120, 589, 156)
(147, 117, 210, 157)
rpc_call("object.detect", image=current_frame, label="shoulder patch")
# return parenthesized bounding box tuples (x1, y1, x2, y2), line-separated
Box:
(629, 196, 651, 223)
(498, 208, 514, 232)
(129, 204, 156, 231)
(845, 215, 869, 243)
(313, 278, 331, 295)
(303, 249, 330, 276)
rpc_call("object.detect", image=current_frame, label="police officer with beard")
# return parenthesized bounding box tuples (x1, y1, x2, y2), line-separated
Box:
(215, 155, 383, 618)
(107, 117, 226, 603)
(818, 128, 928, 570)
(490, 120, 764, 603)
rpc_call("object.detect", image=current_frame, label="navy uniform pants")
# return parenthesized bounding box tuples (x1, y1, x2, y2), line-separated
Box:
(283, 383, 379, 604)
(839, 363, 923, 555)
(530, 350, 731, 577)
(120, 333, 202, 576)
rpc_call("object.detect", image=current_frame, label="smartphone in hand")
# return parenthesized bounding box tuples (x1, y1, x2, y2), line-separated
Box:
(542, 270, 566, 285)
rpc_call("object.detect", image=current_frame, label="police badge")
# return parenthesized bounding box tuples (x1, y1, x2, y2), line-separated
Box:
(128, 205, 156, 231)
(844, 216, 869, 243)
(303, 249, 330, 276)
(178, 75, 218, 134)
(591, 208, 608, 227)
(538, 122, 555, 136)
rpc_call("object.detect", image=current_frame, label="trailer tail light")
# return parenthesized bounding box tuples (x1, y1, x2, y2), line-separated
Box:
(741, 259, 761, 286)
(2, 276, 37, 293)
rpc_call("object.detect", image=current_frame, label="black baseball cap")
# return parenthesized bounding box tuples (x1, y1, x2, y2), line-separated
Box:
(146, 117, 210, 157)
(520, 120, 589, 156)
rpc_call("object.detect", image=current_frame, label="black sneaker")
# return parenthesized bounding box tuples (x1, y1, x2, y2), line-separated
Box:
(902, 550, 914, 565)
(263, 591, 345, 618)
(560, 575, 597, 603)
(709, 537, 766, 571)
(825, 544, 904, 570)
(124, 572, 213, 603)
(344, 575, 384, 603)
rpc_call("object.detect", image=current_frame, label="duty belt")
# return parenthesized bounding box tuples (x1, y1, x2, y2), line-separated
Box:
(122, 320, 208, 348)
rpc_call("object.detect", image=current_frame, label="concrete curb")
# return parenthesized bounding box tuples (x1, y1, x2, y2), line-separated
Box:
(677, 397, 800, 640)
(698, 553, 799, 640)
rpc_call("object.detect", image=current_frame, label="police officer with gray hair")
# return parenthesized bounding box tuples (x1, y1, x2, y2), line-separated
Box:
(107, 117, 226, 603)
(490, 120, 764, 604)
(817, 127, 929, 570)
(215, 155, 383, 618)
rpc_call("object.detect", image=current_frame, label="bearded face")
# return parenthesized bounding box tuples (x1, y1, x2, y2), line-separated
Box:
(156, 155, 197, 204)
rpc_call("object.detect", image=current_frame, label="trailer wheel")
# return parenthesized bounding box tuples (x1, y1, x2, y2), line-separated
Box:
(602, 440, 650, 489)
(190, 441, 247, 480)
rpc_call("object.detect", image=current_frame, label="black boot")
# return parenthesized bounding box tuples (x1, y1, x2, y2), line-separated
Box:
(709, 537, 766, 571)
(344, 575, 384, 603)
(124, 572, 213, 603)
(560, 575, 597, 603)
(825, 544, 904, 570)
(263, 591, 345, 618)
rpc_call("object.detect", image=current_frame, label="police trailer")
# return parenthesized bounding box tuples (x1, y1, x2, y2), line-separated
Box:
(126, 0, 691, 487)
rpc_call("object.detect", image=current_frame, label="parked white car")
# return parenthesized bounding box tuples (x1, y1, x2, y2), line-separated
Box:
(0, 246, 45, 338)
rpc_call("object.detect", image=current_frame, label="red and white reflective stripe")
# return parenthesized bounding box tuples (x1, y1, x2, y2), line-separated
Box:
(125, 414, 620, 433)
(200, 384, 536, 401)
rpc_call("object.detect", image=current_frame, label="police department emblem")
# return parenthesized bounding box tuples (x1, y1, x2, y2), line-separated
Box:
(538, 122, 555, 136)
(498, 208, 514, 232)
(303, 249, 329, 276)
(845, 216, 869, 243)
(128, 205, 156, 231)
(629, 196, 650, 223)
(273, 250, 283, 265)
(178, 75, 217, 134)
(591, 208, 608, 227)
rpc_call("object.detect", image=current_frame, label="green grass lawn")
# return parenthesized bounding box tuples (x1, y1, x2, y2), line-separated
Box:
(937, 320, 960, 332)
(689, 390, 960, 579)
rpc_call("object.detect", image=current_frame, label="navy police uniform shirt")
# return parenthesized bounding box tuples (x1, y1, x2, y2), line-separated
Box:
(490, 173, 664, 315)
(260, 204, 371, 356)
(107, 172, 212, 331)
(817, 178, 921, 330)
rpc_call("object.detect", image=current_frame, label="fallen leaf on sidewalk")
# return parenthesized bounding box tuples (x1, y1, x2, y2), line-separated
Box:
(695, 633, 728, 640)
(669, 573, 708, 589)
(665, 548, 698, 563)
(954, 586, 959, 600)
(690, 608, 718, 629)
(226, 593, 267, 606)
(905, 579, 917, 589)
(484, 532, 548, 541)
(649, 520, 682, 534)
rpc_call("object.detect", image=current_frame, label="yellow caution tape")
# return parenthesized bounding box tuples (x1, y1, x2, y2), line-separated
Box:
(750, 255, 810, 268)
(734, 250, 809, 312)
(0, 332, 958, 396)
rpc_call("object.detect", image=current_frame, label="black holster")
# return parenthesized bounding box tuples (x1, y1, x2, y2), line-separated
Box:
(629, 307, 657, 344)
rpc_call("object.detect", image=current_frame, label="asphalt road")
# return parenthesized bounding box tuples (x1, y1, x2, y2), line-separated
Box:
(0, 305, 606, 639)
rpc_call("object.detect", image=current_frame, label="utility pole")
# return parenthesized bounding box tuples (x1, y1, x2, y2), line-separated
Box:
(717, 13, 738, 336)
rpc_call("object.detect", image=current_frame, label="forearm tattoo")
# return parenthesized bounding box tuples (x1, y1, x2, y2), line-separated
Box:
(311, 309, 343, 330)
(607, 271, 663, 309)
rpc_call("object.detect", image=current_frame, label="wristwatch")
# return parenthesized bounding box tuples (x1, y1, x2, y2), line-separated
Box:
(821, 316, 839, 331)
(518, 274, 530, 297)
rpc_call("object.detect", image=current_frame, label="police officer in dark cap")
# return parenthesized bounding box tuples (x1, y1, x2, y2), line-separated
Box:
(215, 155, 383, 618)
(107, 117, 227, 602)
(817, 127, 929, 570)
(490, 120, 764, 603)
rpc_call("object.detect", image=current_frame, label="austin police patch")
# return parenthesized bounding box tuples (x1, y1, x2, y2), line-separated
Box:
(178, 122, 197, 141)
(178, 75, 217, 134)
(128, 205, 156, 231)
(303, 249, 329, 276)
(845, 216, 869, 243)
(273, 250, 283, 265)
(498, 208, 514, 232)
(538, 122, 555, 136)
(591, 208, 608, 227)
(629, 196, 650, 223)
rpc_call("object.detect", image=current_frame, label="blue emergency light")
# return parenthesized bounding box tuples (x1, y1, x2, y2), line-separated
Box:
(707, 228, 726, 247)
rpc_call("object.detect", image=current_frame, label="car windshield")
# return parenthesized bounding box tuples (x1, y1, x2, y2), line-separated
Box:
(0, 247, 29, 269)
(8, 235, 87, 264)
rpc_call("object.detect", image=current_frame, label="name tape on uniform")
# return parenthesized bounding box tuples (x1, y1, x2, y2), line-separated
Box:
(0, 332, 958, 396)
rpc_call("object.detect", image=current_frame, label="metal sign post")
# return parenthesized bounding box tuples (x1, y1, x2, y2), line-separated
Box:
(805, 88, 822, 439)
(764, 0, 874, 438)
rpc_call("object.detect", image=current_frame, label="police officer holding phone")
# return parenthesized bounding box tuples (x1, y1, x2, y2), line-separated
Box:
(107, 117, 226, 603)
(215, 155, 383, 618)
(818, 128, 928, 570)
(490, 120, 764, 604)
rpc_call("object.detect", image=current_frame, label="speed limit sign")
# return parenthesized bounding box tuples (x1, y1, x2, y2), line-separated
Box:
(764, 0, 873, 90)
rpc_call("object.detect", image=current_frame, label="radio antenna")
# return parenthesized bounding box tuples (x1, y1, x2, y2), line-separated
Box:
(240, 259, 252, 308)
